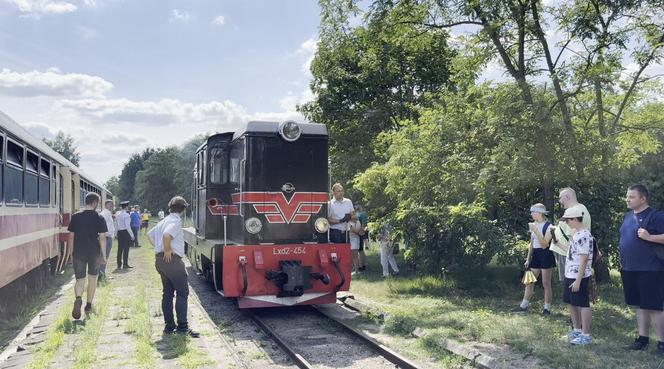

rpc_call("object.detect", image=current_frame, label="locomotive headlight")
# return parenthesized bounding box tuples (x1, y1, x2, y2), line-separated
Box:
(314, 217, 329, 233)
(245, 217, 263, 234)
(279, 120, 301, 142)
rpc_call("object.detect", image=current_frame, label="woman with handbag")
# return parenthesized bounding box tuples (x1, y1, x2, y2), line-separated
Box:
(378, 223, 400, 277)
(513, 204, 556, 315)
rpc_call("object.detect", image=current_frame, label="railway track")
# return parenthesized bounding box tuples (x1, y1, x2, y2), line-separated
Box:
(247, 305, 422, 369)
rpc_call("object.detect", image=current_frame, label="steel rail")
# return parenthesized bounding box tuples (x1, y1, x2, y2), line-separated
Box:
(312, 306, 422, 369)
(247, 310, 314, 369)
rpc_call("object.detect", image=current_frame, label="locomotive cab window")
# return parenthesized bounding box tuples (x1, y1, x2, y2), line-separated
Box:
(209, 148, 228, 184)
(39, 158, 50, 206)
(25, 150, 39, 205)
(5, 140, 24, 205)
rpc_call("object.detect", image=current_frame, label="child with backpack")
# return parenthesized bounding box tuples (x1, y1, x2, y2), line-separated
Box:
(513, 203, 556, 315)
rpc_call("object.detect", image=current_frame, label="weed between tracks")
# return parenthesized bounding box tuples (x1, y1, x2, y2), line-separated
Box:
(26, 296, 74, 369)
(350, 247, 662, 369)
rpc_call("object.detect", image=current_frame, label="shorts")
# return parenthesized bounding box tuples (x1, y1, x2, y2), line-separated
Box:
(73, 253, 102, 279)
(140, 221, 149, 229)
(621, 270, 664, 311)
(529, 248, 556, 269)
(330, 229, 347, 244)
(563, 277, 590, 307)
(350, 237, 360, 251)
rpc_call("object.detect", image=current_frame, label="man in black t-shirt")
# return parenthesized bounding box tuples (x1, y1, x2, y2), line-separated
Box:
(67, 192, 108, 319)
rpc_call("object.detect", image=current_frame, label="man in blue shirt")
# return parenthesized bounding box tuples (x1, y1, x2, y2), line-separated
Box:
(130, 205, 141, 247)
(620, 184, 664, 354)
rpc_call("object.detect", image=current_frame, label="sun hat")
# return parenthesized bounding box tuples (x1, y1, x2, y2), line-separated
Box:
(529, 203, 549, 215)
(561, 207, 584, 219)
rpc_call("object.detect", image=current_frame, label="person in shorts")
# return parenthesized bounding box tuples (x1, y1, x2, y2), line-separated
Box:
(561, 207, 593, 345)
(512, 204, 555, 315)
(620, 184, 664, 354)
(67, 192, 108, 319)
(348, 211, 363, 274)
(141, 209, 150, 234)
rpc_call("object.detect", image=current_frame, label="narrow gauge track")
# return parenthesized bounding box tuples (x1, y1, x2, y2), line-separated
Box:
(248, 305, 421, 369)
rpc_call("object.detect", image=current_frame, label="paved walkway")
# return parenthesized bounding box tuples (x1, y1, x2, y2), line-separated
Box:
(0, 233, 237, 369)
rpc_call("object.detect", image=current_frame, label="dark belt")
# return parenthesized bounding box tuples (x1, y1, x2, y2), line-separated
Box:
(156, 252, 182, 258)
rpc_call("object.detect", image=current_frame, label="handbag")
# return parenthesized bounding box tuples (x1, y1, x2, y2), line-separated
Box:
(522, 269, 537, 285)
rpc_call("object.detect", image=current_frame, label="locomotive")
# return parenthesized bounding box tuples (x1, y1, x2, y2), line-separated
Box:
(184, 120, 352, 308)
(0, 111, 113, 290)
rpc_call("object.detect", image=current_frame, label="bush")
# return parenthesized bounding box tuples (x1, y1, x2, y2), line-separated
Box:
(395, 203, 505, 273)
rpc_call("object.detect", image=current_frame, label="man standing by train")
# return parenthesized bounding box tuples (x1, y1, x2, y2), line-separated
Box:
(115, 201, 135, 269)
(98, 200, 115, 281)
(147, 196, 199, 337)
(328, 183, 353, 243)
(67, 193, 107, 319)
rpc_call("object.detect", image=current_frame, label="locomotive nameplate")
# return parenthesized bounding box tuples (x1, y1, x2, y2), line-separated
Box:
(272, 246, 307, 255)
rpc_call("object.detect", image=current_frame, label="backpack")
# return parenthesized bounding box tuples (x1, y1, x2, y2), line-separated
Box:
(541, 221, 551, 246)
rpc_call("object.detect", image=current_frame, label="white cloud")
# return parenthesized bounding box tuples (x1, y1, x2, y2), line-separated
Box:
(211, 15, 225, 26)
(3, 0, 77, 14)
(23, 121, 56, 140)
(169, 9, 190, 23)
(58, 98, 250, 127)
(0, 68, 113, 98)
(296, 38, 318, 75)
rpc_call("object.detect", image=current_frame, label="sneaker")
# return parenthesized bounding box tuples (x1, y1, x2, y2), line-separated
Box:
(567, 330, 582, 340)
(176, 328, 200, 338)
(123, 265, 134, 269)
(570, 334, 592, 345)
(542, 309, 551, 316)
(630, 337, 649, 351)
(84, 303, 94, 315)
(511, 306, 528, 313)
(72, 297, 82, 320)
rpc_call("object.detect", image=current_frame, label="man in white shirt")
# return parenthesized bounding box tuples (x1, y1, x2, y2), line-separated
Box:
(99, 200, 115, 279)
(158, 209, 165, 220)
(327, 183, 353, 243)
(115, 201, 135, 270)
(550, 188, 592, 282)
(147, 196, 199, 338)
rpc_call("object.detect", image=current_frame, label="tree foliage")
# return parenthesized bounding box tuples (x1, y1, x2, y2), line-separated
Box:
(43, 131, 81, 166)
(310, 0, 664, 273)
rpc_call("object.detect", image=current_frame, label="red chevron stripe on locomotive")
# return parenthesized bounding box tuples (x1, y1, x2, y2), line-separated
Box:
(231, 192, 328, 224)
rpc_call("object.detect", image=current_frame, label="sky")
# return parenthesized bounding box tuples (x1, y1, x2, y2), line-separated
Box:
(0, 0, 320, 184)
(0, 0, 662, 186)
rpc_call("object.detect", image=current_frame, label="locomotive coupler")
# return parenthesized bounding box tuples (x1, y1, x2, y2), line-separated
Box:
(265, 260, 313, 297)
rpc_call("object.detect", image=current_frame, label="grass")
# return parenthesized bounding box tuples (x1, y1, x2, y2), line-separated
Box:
(350, 246, 664, 369)
(125, 280, 157, 369)
(26, 296, 75, 369)
(0, 268, 74, 349)
(72, 285, 113, 369)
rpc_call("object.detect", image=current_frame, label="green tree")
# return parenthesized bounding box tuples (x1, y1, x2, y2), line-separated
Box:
(134, 148, 180, 214)
(43, 131, 80, 166)
(104, 175, 120, 197)
(117, 148, 154, 202)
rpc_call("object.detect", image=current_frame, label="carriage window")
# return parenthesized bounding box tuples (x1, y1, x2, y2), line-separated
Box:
(5, 140, 23, 204)
(0, 136, 3, 204)
(39, 158, 50, 205)
(25, 151, 38, 205)
(209, 148, 228, 184)
(26, 151, 38, 173)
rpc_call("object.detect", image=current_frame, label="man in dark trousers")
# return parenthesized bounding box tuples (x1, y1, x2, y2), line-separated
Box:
(147, 196, 199, 337)
(67, 192, 107, 319)
(115, 201, 135, 269)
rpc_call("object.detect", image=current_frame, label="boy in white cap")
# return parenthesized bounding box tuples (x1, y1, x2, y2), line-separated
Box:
(561, 206, 594, 345)
(513, 203, 555, 315)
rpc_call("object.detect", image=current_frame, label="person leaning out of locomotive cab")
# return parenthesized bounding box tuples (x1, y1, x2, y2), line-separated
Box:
(328, 183, 354, 243)
(348, 211, 363, 274)
(147, 196, 199, 338)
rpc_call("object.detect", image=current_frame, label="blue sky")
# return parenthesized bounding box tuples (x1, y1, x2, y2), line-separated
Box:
(0, 0, 320, 183)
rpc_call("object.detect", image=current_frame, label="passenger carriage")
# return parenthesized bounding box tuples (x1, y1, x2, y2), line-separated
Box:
(0, 111, 112, 290)
(184, 121, 352, 308)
